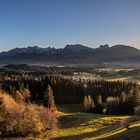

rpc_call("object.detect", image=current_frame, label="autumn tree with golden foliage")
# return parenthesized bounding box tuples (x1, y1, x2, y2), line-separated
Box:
(44, 85, 56, 110)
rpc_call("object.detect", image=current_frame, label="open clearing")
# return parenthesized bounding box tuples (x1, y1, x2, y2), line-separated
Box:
(107, 76, 140, 85)
(52, 104, 140, 140)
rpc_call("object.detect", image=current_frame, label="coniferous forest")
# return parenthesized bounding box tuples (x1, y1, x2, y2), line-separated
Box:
(1, 74, 140, 115)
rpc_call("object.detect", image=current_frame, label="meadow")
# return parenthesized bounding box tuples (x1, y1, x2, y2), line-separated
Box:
(52, 104, 140, 140)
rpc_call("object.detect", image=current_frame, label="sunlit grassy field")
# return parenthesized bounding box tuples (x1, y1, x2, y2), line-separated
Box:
(107, 76, 133, 81)
(52, 104, 140, 140)
(107, 76, 140, 85)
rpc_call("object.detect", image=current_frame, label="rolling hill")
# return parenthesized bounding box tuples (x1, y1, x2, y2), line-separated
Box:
(52, 104, 140, 140)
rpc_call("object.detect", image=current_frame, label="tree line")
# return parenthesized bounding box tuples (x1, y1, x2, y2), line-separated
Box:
(0, 75, 140, 115)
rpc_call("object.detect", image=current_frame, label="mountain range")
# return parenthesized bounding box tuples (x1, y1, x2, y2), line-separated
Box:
(0, 44, 140, 65)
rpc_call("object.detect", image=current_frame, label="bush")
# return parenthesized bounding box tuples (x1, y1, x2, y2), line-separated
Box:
(120, 119, 130, 129)
(0, 91, 58, 137)
(93, 104, 103, 114)
(135, 105, 140, 115)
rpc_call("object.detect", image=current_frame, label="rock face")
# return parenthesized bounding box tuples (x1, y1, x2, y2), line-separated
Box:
(0, 44, 140, 65)
(99, 44, 110, 50)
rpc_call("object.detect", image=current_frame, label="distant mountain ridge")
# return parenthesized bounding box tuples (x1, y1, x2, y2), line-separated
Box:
(0, 44, 140, 65)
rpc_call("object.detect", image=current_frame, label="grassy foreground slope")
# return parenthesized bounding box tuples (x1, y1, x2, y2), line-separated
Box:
(52, 104, 140, 140)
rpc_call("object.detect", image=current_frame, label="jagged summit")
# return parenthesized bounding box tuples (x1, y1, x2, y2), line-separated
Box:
(0, 44, 140, 65)
(99, 44, 110, 50)
(64, 44, 91, 52)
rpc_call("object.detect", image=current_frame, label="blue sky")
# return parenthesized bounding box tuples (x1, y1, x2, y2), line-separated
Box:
(0, 0, 140, 51)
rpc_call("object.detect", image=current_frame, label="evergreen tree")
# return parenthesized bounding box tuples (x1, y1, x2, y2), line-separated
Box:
(91, 98, 95, 109)
(0, 83, 2, 90)
(44, 85, 56, 109)
(83, 95, 95, 112)
(94, 94, 103, 114)
(11, 86, 16, 100)
(0, 97, 5, 114)
(133, 85, 140, 106)
(19, 82, 25, 97)
(97, 94, 102, 105)
(24, 85, 31, 103)
(87, 95, 92, 110)
(83, 96, 88, 112)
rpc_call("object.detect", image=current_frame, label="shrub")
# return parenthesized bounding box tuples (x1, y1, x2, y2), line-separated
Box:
(135, 105, 140, 115)
(0, 91, 58, 137)
(15, 90, 24, 104)
(120, 119, 130, 129)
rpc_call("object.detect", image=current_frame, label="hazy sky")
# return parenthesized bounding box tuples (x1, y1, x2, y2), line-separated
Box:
(0, 0, 140, 51)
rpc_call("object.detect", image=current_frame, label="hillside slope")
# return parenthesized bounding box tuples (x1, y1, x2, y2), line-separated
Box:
(52, 104, 140, 140)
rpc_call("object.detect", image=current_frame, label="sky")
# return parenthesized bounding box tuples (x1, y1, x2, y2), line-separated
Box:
(0, 0, 140, 51)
